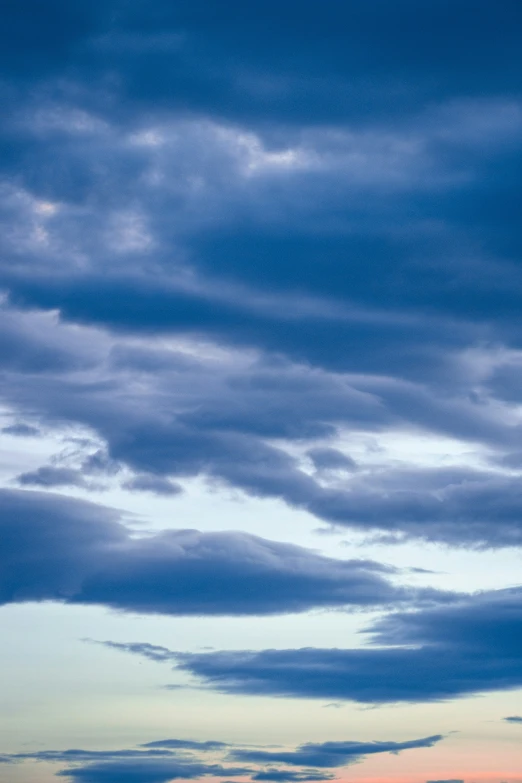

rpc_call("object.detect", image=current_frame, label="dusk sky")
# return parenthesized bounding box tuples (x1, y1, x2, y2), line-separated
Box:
(2, 2, 522, 782)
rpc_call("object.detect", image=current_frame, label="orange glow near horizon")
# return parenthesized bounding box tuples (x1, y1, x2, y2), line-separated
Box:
(335, 776, 522, 783)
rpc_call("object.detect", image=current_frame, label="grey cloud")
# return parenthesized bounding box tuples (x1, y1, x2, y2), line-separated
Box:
(141, 740, 229, 751)
(231, 735, 444, 767)
(95, 642, 176, 663)
(1, 422, 40, 436)
(1, 294, 522, 549)
(252, 772, 334, 782)
(3, 305, 522, 547)
(122, 474, 183, 496)
(0, 732, 443, 782)
(1, 0, 522, 564)
(0, 743, 250, 783)
(306, 469, 522, 548)
(81, 449, 122, 477)
(57, 760, 250, 783)
(1, 488, 449, 617)
(109, 588, 522, 704)
(17, 465, 88, 488)
(307, 448, 357, 473)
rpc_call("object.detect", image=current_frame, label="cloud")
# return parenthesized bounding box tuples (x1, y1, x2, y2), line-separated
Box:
(4, 300, 522, 547)
(252, 771, 334, 782)
(0, 488, 450, 617)
(55, 759, 248, 783)
(305, 468, 522, 547)
(3, 0, 521, 130)
(231, 736, 444, 767)
(141, 740, 229, 751)
(1, 422, 40, 436)
(17, 465, 88, 488)
(504, 716, 522, 724)
(1, 0, 522, 558)
(0, 733, 443, 782)
(122, 474, 183, 496)
(7, 749, 176, 763)
(2, 1, 522, 778)
(306, 448, 358, 473)
(94, 642, 178, 663)
(109, 587, 522, 704)
(0, 742, 250, 783)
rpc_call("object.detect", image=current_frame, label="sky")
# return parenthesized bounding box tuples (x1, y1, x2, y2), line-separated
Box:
(1, 1, 522, 782)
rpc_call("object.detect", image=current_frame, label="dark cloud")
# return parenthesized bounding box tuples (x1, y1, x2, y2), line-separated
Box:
(108, 588, 522, 704)
(231, 735, 444, 767)
(3, 304, 522, 546)
(17, 465, 88, 488)
(0, 733, 443, 782)
(0, 488, 450, 616)
(122, 474, 183, 496)
(504, 716, 522, 724)
(252, 771, 334, 782)
(306, 449, 357, 473)
(0, 91, 522, 551)
(0, 742, 250, 782)
(0, 1, 105, 80)
(4, 0, 522, 126)
(1, 0, 522, 364)
(1, 1, 522, 776)
(55, 760, 249, 783)
(1, 422, 40, 436)
(0, 0, 522, 557)
(81, 449, 122, 477)
(305, 468, 522, 548)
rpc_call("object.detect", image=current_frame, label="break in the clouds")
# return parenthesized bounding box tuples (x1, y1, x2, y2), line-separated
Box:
(106, 586, 522, 703)
(1, 488, 451, 616)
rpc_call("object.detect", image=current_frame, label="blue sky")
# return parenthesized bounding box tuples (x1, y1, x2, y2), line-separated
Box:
(1, 2, 522, 782)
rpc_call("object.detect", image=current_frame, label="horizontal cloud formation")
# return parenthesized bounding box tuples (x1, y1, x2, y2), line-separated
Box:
(252, 772, 333, 782)
(0, 732, 444, 782)
(0, 1, 522, 552)
(2, 1, 522, 779)
(231, 736, 443, 767)
(0, 743, 251, 783)
(1, 488, 450, 616)
(2, 751, 250, 783)
(504, 716, 522, 724)
(4, 303, 522, 547)
(105, 586, 522, 703)
(55, 760, 241, 783)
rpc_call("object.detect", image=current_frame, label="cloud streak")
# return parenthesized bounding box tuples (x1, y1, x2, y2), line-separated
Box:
(0, 488, 450, 617)
(0, 732, 444, 783)
(231, 736, 444, 767)
(104, 587, 522, 704)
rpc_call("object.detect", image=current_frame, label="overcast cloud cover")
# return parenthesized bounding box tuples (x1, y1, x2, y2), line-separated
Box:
(2, 2, 522, 783)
